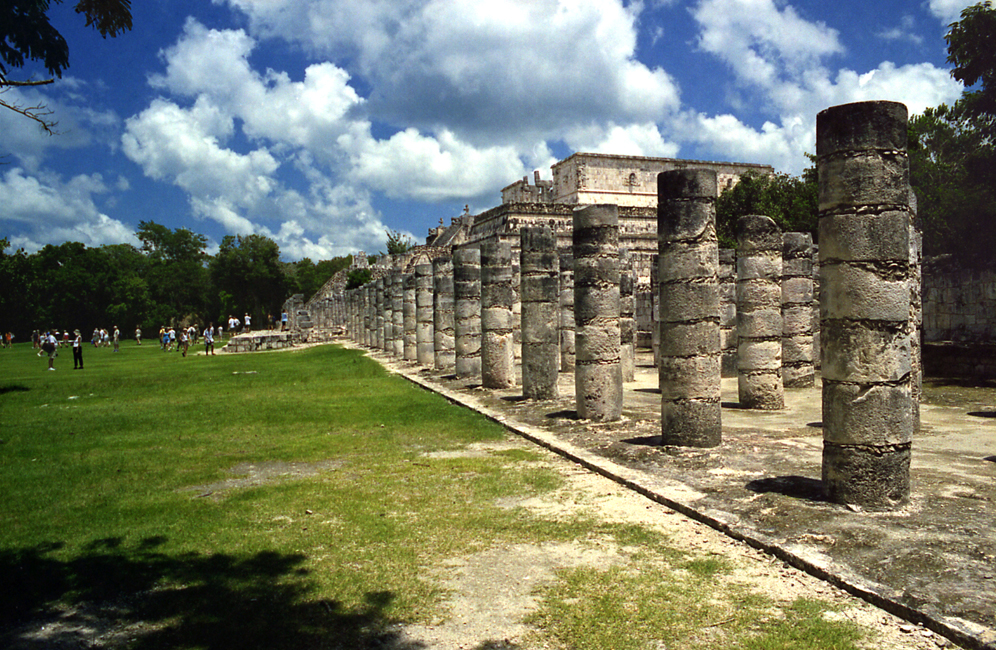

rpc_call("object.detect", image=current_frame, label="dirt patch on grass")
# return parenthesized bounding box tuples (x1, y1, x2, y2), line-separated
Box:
(180, 459, 343, 499)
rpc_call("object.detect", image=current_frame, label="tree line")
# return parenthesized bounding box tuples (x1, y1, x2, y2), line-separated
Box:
(0, 222, 352, 343)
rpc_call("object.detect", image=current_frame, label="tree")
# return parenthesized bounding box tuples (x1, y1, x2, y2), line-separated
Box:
(383, 229, 416, 255)
(1, 0, 133, 133)
(946, 2, 996, 140)
(715, 168, 817, 248)
(210, 234, 287, 323)
(135, 221, 209, 323)
(345, 268, 372, 290)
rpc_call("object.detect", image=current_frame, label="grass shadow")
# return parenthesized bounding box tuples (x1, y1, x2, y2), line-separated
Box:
(745, 476, 826, 503)
(0, 385, 30, 396)
(968, 411, 996, 418)
(1, 539, 423, 650)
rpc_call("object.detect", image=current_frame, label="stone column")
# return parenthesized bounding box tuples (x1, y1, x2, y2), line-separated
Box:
(657, 169, 722, 447)
(619, 250, 636, 383)
(719, 249, 738, 377)
(512, 262, 522, 361)
(817, 100, 914, 509)
(651, 253, 660, 368)
(559, 247, 575, 372)
(433, 256, 456, 371)
(382, 274, 394, 354)
(520, 226, 560, 399)
(573, 204, 622, 422)
(391, 270, 404, 357)
(481, 239, 515, 389)
(415, 263, 435, 365)
(736, 215, 784, 410)
(782, 233, 815, 387)
(375, 277, 385, 350)
(403, 274, 417, 361)
(365, 284, 374, 347)
(453, 247, 482, 379)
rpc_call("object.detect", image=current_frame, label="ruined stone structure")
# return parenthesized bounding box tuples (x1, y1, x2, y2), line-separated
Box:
(719, 249, 738, 377)
(453, 247, 482, 379)
(782, 233, 816, 388)
(481, 239, 515, 389)
(415, 263, 435, 365)
(391, 270, 404, 357)
(433, 257, 456, 371)
(817, 100, 915, 509)
(573, 205, 622, 422)
(619, 250, 636, 383)
(657, 169, 722, 447)
(736, 215, 784, 410)
(558, 248, 575, 372)
(520, 226, 560, 400)
(403, 274, 417, 361)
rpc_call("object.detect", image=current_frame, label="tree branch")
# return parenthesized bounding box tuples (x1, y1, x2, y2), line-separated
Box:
(0, 79, 57, 87)
(0, 87, 59, 135)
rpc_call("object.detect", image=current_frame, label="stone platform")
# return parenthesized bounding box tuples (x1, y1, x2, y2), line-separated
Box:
(350, 342, 996, 650)
(220, 330, 297, 353)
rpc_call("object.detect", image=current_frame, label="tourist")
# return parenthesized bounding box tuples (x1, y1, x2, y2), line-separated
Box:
(167, 327, 176, 351)
(135, 326, 142, 345)
(42, 331, 58, 370)
(244, 312, 251, 333)
(112, 326, 120, 352)
(281, 311, 288, 330)
(179, 328, 189, 357)
(204, 322, 215, 356)
(72, 329, 84, 369)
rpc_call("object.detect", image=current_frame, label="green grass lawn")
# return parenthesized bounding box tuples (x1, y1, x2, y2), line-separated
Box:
(0, 341, 875, 650)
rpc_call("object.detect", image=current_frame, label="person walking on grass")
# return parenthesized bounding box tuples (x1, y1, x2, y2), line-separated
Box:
(204, 322, 215, 356)
(179, 328, 189, 357)
(72, 329, 84, 370)
(112, 326, 120, 352)
(135, 326, 142, 346)
(42, 331, 58, 370)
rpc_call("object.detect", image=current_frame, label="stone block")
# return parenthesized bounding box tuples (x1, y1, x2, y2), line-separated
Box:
(661, 400, 722, 447)
(660, 320, 721, 357)
(822, 381, 914, 446)
(822, 442, 910, 509)
(818, 153, 909, 212)
(737, 338, 781, 371)
(820, 264, 909, 322)
(819, 211, 911, 262)
(820, 322, 911, 383)
(738, 372, 785, 409)
(658, 355, 722, 400)
(737, 309, 782, 339)
(574, 363, 623, 421)
(658, 241, 720, 279)
(659, 281, 719, 323)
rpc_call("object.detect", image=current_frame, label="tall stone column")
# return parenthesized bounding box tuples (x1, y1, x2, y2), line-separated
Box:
(651, 253, 660, 368)
(573, 204, 622, 422)
(365, 284, 374, 347)
(453, 247, 482, 379)
(382, 274, 394, 354)
(391, 270, 404, 357)
(782, 233, 815, 388)
(415, 263, 435, 365)
(818, 100, 914, 509)
(481, 239, 515, 389)
(736, 215, 784, 410)
(433, 256, 456, 371)
(719, 249, 738, 377)
(512, 262, 522, 361)
(559, 247, 575, 372)
(657, 169, 722, 447)
(403, 274, 417, 361)
(520, 226, 560, 400)
(375, 277, 385, 350)
(619, 250, 636, 383)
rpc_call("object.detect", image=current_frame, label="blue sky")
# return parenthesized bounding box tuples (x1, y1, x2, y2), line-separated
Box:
(0, 0, 973, 260)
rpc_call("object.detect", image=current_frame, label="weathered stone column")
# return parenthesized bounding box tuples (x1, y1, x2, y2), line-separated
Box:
(481, 239, 515, 389)
(391, 270, 404, 357)
(736, 215, 784, 410)
(403, 274, 417, 361)
(619, 250, 636, 383)
(520, 226, 560, 399)
(782, 233, 815, 387)
(512, 262, 522, 361)
(719, 249, 738, 377)
(364, 283, 374, 347)
(433, 256, 456, 371)
(375, 277, 386, 350)
(453, 247, 482, 379)
(818, 100, 914, 509)
(415, 263, 435, 365)
(651, 253, 660, 368)
(657, 169, 722, 447)
(382, 274, 394, 354)
(559, 247, 575, 372)
(573, 204, 622, 421)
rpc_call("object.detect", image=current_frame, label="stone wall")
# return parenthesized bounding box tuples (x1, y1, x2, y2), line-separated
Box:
(922, 257, 996, 344)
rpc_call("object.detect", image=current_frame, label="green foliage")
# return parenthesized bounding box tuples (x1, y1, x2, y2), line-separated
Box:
(715, 168, 817, 248)
(210, 234, 287, 324)
(0, 0, 133, 82)
(289, 255, 351, 300)
(946, 2, 996, 140)
(383, 229, 416, 255)
(345, 268, 372, 290)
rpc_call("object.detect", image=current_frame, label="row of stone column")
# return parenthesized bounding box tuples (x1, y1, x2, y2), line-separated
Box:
(339, 100, 917, 511)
